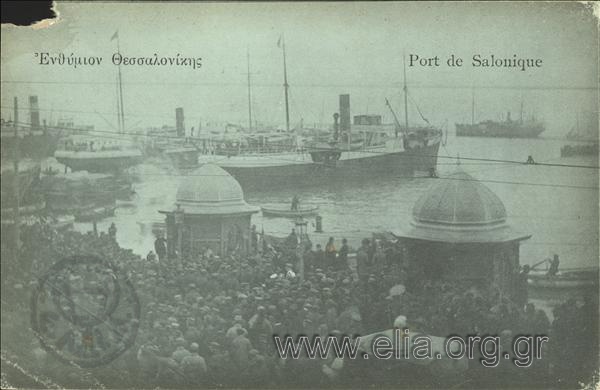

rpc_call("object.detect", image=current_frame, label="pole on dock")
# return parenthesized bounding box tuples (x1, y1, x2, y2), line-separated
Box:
(12, 97, 21, 274)
(315, 215, 323, 233)
(280, 35, 291, 132)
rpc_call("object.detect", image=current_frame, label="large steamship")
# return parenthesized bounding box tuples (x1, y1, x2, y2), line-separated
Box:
(202, 94, 442, 189)
(0, 96, 73, 159)
(196, 50, 443, 189)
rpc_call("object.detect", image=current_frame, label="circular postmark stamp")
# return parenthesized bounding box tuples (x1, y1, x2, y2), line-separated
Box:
(30, 254, 140, 368)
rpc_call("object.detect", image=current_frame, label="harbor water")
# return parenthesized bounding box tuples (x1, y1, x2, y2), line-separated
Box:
(73, 134, 598, 270)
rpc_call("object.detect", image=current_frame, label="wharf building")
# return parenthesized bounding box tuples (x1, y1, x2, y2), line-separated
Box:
(160, 164, 259, 259)
(396, 169, 531, 301)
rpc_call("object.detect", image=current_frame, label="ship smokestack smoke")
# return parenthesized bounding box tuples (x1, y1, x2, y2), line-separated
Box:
(339, 94, 351, 134)
(29, 95, 40, 130)
(176, 107, 185, 137)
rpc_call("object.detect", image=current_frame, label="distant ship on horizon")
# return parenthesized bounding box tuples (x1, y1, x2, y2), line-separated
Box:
(565, 110, 599, 143)
(561, 111, 599, 157)
(455, 96, 545, 139)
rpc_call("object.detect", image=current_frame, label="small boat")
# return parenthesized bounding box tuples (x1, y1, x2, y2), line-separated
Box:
(48, 215, 75, 230)
(261, 206, 319, 218)
(528, 267, 599, 289)
(75, 205, 117, 222)
(137, 219, 166, 236)
(527, 268, 598, 289)
(42, 166, 59, 176)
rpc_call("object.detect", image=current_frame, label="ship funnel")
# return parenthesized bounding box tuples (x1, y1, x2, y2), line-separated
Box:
(29, 95, 40, 130)
(333, 113, 340, 141)
(13, 97, 18, 127)
(176, 107, 185, 137)
(339, 94, 351, 134)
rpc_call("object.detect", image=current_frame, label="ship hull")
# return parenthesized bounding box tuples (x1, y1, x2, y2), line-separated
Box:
(55, 151, 144, 173)
(455, 123, 545, 138)
(560, 143, 599, 157)
(212, 141, 440, 190)
(1, 132, 61, 159)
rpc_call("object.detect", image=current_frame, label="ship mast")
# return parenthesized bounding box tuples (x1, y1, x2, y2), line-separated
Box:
(403, 54, 409, 130)
(385, 98, 403, 138)
(246, 48, 253, 131)
(116, 75, 122, 132)
(471, 89, 475, 125)
(282, 35, 291, 132)
(112, 31, 126, 133)
(520, 100, 524, 124)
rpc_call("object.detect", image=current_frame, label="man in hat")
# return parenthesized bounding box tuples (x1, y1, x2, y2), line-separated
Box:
(226, 315, 245, 345)
(171, 342, 192, 363)
(286, 228, 299, 251)
(154, 235, 167, 263)
(108, 222, 117, 240)
(245, 349, 269, 386)
(231, 327, 252, 370)
(372, 241, 387, 275)
(181, 343, 207, 385)
(337, 238, 349, 270)
(325, 237, 336, 269)
(314, 244, 325, 269)
(248, 306, 273, 355)
(356, 239, 370, 284)
(206, 341, 232, 387)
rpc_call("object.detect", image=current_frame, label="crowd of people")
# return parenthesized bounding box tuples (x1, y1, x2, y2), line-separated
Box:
(4, 222, 598, 388)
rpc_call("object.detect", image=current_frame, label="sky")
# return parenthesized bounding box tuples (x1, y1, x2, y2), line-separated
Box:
(1, 1, 598, 134)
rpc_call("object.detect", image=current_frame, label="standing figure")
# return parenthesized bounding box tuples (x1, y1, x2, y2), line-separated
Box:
(108, 223, 117, 240)
(286, 228, 298, 251)
(337, 238, 349, 270)
(515, 265, 530, 308)
(325, 237, 337, 269)
(547, 254, 560, 276)
(356, 239, 370, 283)
(250, 225, 258, 253)
(291, 195, 300, 211)
(154, 235, 167, 263)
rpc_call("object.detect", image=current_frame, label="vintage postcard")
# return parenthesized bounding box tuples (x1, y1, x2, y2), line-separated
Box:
(1, 1, 598, 389)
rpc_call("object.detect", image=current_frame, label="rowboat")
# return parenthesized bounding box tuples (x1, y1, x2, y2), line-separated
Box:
(48, 215, 75, 230)
(75, 205, 117, 222)
(261, 206, 319, 218)
(528, 267, 599, 289)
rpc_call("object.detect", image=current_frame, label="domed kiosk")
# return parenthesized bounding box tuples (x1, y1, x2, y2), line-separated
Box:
(160, 164, 259, 258)
(396, 169, 531, 298)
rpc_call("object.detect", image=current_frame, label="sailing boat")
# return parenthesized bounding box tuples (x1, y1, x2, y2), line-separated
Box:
(54, 34, 143, 174)
(561, 111, 599, 157)
(206, 45, 298, 157)
(565, 111, 599, 142)
(199, 49, 443, 190)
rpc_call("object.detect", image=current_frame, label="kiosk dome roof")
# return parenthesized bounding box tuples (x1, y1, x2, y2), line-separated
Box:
(396, 169, 530, 243)
(175, 164, 259, 215)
